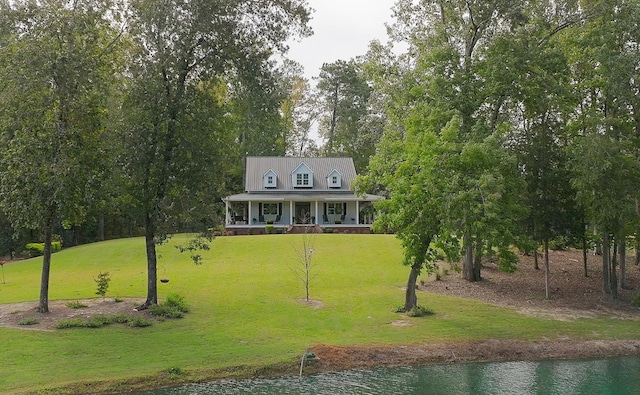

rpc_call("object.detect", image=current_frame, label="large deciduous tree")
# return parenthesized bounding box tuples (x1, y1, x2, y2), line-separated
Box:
(120, 0, 310, 308)
(0, 0, 123, 313)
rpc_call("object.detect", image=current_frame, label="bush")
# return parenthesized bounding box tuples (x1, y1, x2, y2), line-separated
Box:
(165, 293, 190, 312)
(149, 293, 189, 319)
(95, 271, 111, 300)
(395, 305, 435, 317)
(164, 366, 184, 377)
(18, 317, 39, 326)
(55, 318, 88, 329)
(128, 316, 153, 327)
(265, 225, 274, 234)
(66, 300, 88, 309)
(86, 315, 113, 328)
(548, 236, 569, 251)
(25, 241, 62, 257)
(111, 314, 131, 324)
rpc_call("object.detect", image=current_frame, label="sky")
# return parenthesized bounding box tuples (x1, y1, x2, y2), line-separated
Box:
(286, 0, 397, 80)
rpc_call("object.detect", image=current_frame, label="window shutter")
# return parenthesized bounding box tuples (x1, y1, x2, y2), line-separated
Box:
(324, 203, 327, 216)
(259, 203, 263, 214)
(278, 203, 282, 215)
(343, 202, 347, 215)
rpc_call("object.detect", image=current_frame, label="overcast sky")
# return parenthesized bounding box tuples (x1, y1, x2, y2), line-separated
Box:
(286, 0, 397, 80)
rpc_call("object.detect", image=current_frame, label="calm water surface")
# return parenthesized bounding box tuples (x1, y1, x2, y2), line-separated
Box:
(133, 355, 640, 394)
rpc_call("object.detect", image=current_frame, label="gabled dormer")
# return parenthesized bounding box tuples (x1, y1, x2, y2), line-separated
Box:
(263, 169, 278, 189)
(291, 162, 314, 188)
(327, 169, 342, 188)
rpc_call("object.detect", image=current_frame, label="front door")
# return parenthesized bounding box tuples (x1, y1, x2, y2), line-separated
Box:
(295, 202, 312, 224)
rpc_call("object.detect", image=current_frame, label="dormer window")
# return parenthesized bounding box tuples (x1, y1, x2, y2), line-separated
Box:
(263, 169, 278, 189)
(327, 169, 342, 188)
(291, 162, 314, 188)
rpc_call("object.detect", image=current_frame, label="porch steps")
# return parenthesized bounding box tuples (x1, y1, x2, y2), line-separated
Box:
(287, 225, 323, 234)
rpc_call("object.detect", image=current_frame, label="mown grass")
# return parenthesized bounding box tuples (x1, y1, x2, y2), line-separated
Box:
(0, 234, 638, 394)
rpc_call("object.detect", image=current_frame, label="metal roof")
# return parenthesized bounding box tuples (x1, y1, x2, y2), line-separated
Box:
(223, 192, 384, 202)
(244, 157, 357, 192)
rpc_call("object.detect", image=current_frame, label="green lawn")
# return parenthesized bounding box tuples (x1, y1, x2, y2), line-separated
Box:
(0, 234, 638, 394)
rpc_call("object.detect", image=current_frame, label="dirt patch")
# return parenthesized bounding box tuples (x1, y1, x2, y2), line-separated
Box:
(421, 249, 640, 321)
(0, 298, 147, 330)
(308, 339, 640, 372)
(297, 298, 324, 309)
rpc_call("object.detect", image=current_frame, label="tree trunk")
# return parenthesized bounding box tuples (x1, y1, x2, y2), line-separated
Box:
(635, 232, 640, 266)
(39, 224, 53, 313)
(533, 248, 540, 270)
(473, 246, 482, 281)
(141, 214, 158, 309)
(610, 238, 618, 300)
(462, 232, 475, 281)
(602, 232, 611, 294)
(404, 262, 421, 311)
(544, 238, 551, 300)
(582, 236, 588, 277)
(619, 237, 628, 290)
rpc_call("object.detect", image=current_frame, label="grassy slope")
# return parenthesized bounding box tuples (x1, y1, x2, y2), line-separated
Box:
(0, 234, 638, 393)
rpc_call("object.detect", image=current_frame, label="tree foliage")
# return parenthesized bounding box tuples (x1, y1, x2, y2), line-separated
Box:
(0, 0, 123, 312)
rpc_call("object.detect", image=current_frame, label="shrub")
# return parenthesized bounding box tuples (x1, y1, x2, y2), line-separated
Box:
(549, 236, 569, 251)
(165, 293, 190, 312)
(324, 228, 334, 233)
(149, 293, 189, 319)
(265, 225, 274, 234)
(111, 314, 131, 324)
(95, 272, 111, 300)
(86, 315, 112, 328)
(18, 317, 39, 326)
(395, 305, 435, 317)
(114, 296, 124, 303)
(406, 305, 434, 317)
(164, 366, 184, 377)
(128, 316, 153, 327)
(25, 243, 44, 257)
(66, 300, 88, 309)
(25, 242, 62, 257)
(55, 318, 88, 329)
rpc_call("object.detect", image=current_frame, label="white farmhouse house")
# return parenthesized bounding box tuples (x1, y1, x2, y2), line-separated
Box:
(223, 157, 383, 234)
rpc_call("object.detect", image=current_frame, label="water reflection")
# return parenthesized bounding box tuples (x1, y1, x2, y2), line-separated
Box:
(132, 355, 640, 395)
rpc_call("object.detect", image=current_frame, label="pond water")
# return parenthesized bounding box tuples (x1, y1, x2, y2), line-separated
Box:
(132, 355, 640, 395)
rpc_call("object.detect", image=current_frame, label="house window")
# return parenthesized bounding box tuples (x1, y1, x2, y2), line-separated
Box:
(332, 176, 337, 184)
(267, 176, 274, 184)
(327, 203, 344, 215)
(296, 173, 310, 186)
(263, 203, 278, 215)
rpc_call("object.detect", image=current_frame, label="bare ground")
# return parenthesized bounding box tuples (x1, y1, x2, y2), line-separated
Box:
(2, 249, 640, 393)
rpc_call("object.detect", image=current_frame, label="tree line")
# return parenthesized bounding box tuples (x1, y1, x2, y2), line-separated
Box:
(355, 0, 640, 311)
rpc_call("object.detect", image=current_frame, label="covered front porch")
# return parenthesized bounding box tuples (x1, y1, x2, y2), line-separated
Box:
(223, 193, 382, 234)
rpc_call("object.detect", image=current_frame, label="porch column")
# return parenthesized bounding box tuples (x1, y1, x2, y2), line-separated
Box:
(290, 200, 294, 224)
(225, 200, 230, 225)
(356, 200, 360, 225)
(315, 201, 319, 224)
(248, 202, 252, 225)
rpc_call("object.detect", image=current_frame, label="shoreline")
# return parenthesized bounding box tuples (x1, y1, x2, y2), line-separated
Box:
(23, 339, 640, 395)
